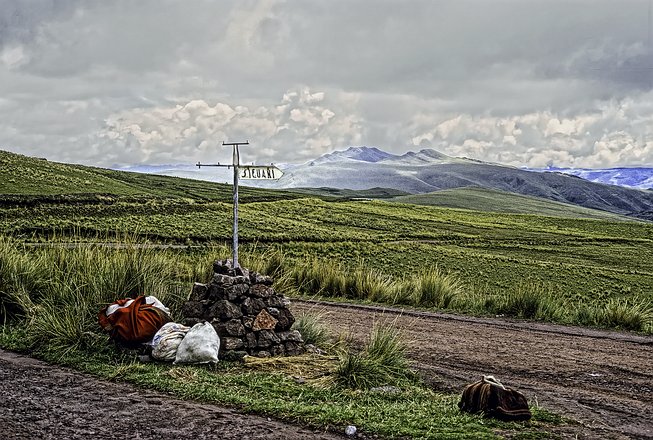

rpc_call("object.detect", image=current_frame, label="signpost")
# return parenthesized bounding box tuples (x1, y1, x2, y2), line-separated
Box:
(240, 165, 284, 180)
(197, 141, 283, 269)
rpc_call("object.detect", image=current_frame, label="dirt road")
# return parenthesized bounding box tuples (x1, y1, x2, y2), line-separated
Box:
(0, 349, 342, 440)
(290, 300, 653, 440)
(1, 301, 650, 439)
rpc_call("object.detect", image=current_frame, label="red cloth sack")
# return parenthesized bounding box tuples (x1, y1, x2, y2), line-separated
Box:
(98, 296, 171, 347)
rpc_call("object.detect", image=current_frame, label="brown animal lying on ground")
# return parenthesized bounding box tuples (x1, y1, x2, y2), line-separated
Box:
(458, 375, 532, 421)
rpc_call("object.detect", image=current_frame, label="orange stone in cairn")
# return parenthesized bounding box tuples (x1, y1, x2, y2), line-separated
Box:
(252, 309, 278, 331)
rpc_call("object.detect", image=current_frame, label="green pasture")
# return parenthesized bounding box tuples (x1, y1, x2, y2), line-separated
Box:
(2, 148, 652, 331)
(2, 196, 652, 331)
(388, 187, 630, 220)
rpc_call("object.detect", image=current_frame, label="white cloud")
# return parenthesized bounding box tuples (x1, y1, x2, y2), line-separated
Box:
(97, 87, 363, 166)
(0, 46, 29, 69)
(408, 95, 653, 167)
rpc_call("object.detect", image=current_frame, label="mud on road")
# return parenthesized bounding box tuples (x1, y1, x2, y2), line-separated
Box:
(290, 300, 653, 440)
(0, 350, 342, 440)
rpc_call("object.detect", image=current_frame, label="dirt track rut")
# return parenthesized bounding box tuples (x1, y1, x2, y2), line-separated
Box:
(290, 299, 653, 440)
(0, 349, 342, 440)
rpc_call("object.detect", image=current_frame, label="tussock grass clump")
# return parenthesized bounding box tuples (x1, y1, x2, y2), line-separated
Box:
(494, 287, 544, 319)
(260, 249, 287, 279)
(365, 324, 409, 376)
(241, 245, 280, 276)
(0, 237, 50, 321)
(212, 246, 297, 296)
(335, 352, 385, 389)
(293, 258, 346, 298)
(600, 299, 653, 332)
(286, 258, 463, 310)
(291, 312, 331, 348)
(345, 267, 394, 302)
(575, 299, 653, 332)
(335, 323, 412, 389)
(182, 243, 231, 284)
(288, 259, 397, 301)
(409, 267, 461, 309)
(389, 282, 414, 305)
(470, 281, 566, 322)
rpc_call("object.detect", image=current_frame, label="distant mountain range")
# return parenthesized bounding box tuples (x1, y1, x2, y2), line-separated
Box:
(118, 147, 653, 191)
(115, 146, 653, 220)
(528, 167, 653, 190)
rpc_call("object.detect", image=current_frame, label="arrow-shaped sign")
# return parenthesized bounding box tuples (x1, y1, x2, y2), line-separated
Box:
(240, 165, 284, 180)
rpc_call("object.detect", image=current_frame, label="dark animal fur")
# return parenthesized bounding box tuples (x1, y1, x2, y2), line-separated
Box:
(458, 376, 532, 421)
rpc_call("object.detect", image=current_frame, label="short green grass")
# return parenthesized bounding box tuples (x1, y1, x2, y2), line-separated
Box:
(388, 187, 631, 220)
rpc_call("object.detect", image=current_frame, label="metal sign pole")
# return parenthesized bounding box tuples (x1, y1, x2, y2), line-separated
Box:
(232, 143, 240, 269)
(197, 141, 283, 271)
(223, 141, 248, 269)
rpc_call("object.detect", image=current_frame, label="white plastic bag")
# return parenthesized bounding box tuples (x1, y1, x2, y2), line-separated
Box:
(174, 322, 220, 364)
(150, 322, 190, 362)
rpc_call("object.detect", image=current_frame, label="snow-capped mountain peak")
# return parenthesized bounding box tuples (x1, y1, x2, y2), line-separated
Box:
(394, 148, 454, 164)
(311, 146, 399, 164)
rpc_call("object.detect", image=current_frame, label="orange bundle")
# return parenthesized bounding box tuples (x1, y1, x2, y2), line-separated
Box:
(98, 296, 171, 347)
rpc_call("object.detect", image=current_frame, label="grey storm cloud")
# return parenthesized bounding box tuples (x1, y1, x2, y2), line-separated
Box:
(0, 0, 79, 46)
(0, 0, 652, 168)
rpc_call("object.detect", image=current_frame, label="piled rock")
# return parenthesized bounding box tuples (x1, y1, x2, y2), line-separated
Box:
(182, 260, 305, 359)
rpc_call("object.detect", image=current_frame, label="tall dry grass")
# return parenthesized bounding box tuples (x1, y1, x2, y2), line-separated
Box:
(278, 256, 651, 333)
(2, 234, 651, 358)
(1, 236, 191, 353)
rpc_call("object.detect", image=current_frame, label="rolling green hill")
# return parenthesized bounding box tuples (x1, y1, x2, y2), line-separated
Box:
(270, 146, 653, 220)
(1, 150, 634, 221)
(285, 186, 410, 199)
(389, 187, 631, 221)
(0, 150, 303, 203)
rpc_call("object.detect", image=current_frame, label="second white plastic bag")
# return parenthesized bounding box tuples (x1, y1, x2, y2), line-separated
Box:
(174, 322, 220, 364)
(150, 322, 190, 362)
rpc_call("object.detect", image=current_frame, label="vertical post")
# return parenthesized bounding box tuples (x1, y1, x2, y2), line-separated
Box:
(232, 144, 240, 269)
(222, 140, 248, 270)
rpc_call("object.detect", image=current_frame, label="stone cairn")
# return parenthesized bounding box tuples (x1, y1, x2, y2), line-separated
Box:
(181, 260, 305, 360)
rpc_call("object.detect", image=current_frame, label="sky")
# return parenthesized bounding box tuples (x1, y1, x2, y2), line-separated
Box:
(1, 0, 653, 168)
